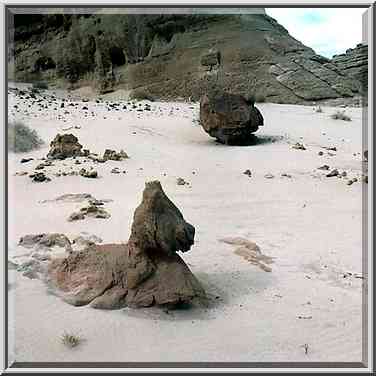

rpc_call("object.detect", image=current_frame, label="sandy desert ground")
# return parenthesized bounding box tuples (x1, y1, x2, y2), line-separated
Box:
(7, 83, 365, 363)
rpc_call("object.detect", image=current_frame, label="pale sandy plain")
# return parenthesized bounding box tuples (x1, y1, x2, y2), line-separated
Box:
(7, 83, 365, 363)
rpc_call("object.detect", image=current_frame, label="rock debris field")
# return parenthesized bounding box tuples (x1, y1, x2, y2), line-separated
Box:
(8, 83, 366, 363)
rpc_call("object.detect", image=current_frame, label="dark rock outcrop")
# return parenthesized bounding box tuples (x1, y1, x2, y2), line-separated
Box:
(47, 134, 83, 160)
(9, 11, 363, 105)
(103, 149, 129, 161)
(200, 92, 263, 144)
(47, 181, 206, 309)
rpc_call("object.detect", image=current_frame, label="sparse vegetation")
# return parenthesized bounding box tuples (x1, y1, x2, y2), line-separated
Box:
(32, 81, 48, 90)
(8, 121, 44, 153)
(331, 110, 351, 121)
(129, 88, 155, 101)
(60, 331, 82, 348)
(315, 106, 323, 113)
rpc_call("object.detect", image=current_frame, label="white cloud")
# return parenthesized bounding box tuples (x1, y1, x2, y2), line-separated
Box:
(266, 8, 367, 58)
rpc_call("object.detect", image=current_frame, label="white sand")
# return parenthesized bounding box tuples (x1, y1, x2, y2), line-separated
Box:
(8, 88, 364, 363)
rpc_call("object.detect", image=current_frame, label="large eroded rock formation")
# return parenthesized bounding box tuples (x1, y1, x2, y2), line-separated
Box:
(47, 133, 83, 160)
(47, 181, 206, 309)
(200, 92, 263, 144)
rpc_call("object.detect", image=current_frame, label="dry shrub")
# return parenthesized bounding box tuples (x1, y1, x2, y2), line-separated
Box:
(60, 331, 82, 348)
(8, 121, 44, 153)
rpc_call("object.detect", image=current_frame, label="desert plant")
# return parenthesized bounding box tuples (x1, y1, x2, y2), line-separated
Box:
(60, 331, 82, 348)
(32, 81, 48, 90)
(331, 110, 351, 121)
(315, 106, 323, 113)
(8, 121, 44, 153)
(129, 88, 155, 101)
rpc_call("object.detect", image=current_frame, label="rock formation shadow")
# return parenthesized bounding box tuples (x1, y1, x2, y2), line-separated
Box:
(195, 268, 274, 309)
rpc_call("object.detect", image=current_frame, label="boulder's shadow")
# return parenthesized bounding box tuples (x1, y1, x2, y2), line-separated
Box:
(214, 134, 284, 147)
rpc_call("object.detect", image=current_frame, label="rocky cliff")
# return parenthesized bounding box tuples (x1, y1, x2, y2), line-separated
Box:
(332, 43, 368, 92)
(8, 11, 365, 104)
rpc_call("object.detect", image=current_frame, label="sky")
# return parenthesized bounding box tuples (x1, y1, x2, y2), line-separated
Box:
(266, 8, 368, 58)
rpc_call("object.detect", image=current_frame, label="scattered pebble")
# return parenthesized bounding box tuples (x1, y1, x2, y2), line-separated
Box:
(20, 158, 33, 163)
(243, 169, 252, 177)
(323, 146, 337, 152)
(29, 172, 51, 182)
(79, 168, 98, 178)
(111, 167, 121, 174)
(347, 178, 358, 186)
(35, 163, 45, 170)
(292, 142, 306, 150)
(177, 177, 189, 186)
(326, 169, 339, 178)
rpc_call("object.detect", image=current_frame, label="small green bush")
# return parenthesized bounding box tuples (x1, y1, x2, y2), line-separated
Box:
(331, 110, 351, 121)
(129, 88, 155, 101)
(8, 121, 44, 153)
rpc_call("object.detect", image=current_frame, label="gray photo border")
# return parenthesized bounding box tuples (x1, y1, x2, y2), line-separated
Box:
(1, 2, 374, 373)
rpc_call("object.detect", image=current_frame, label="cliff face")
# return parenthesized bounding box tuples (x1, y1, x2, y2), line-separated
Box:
(332, 43, 368, 92)
(8, 12, 364, 104)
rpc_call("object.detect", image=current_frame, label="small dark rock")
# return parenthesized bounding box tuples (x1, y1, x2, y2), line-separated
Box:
(292, 142, 306, 150)
(20, 158, 33, 164)
(79, 168, 98, 178)
(29, 172, 51, 182)
(177, 177, 189, 186)
(326, 169, 339, 177)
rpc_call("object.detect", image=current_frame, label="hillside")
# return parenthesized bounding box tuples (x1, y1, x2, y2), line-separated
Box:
(8, 11, 365, 104)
